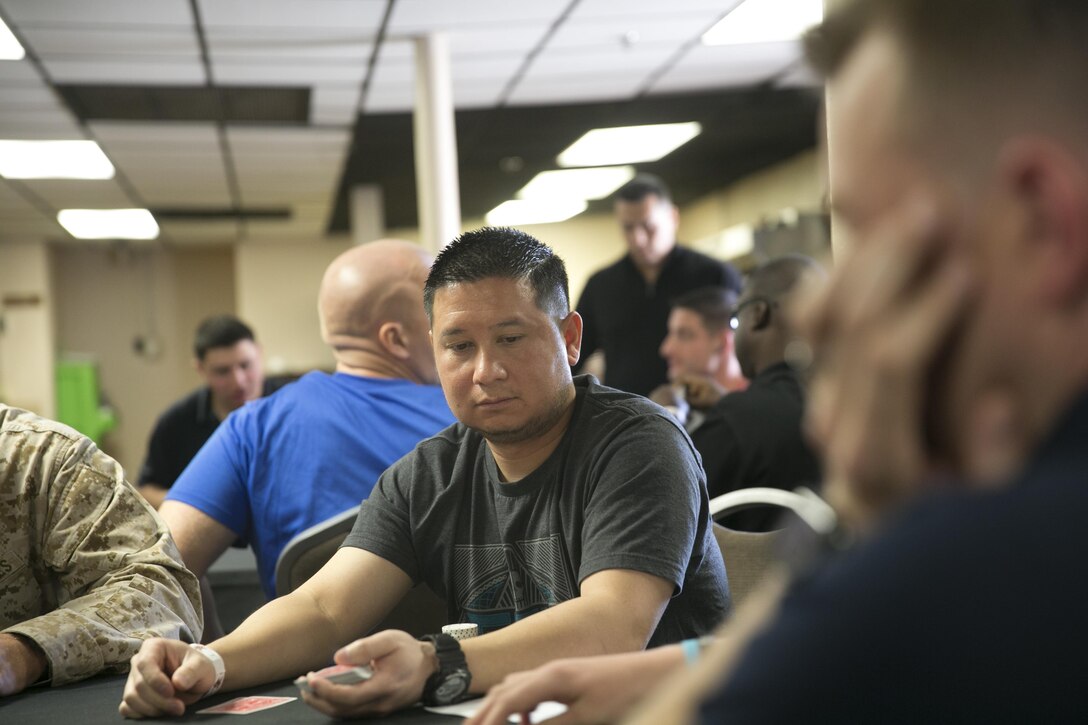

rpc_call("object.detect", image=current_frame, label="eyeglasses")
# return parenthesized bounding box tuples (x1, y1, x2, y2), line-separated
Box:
(729, 297, 775, 330)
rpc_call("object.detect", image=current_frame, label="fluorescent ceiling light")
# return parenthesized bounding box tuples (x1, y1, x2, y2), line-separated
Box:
(0, 17, 24, 60)
(486, 198, 588, 226)
(702, 0, 823, 46)
(58, 209, 160, 240)
(0, 140, 115, 179)
(517, 166, 636, 202)
(557, 123, 701, 168)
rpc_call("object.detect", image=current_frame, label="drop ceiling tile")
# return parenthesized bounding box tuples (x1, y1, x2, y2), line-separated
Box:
(21, 28, 199, 56)
(650, 41, 801, 92)
(362, 82, 414, 114)
(197, 0, 387, 30)
(0, 218, 65, 240)
(41, 57, 207, 85)
(21, 178, 134, 209)
(0, 86, 61, 106)
(207, 31, 374, 61)
(0, 61, 44, 84)
(90, 122, 221, 150)
(388, 0, 570, 32)
(159, 219, 240, 244)
(1, 0, 193, 26)
(0, 184, 43, 213)
(548, 13, 719, 49)
(573, 0, 740, 18)
(210, 59, 366, 86)
(0, 117, 84, 139)
(226, 127, 349, 153)
(528, 45, 678, 76)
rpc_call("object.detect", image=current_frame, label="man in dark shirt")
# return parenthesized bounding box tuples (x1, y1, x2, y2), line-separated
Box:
(574, 174, 741, 396)
(138, 315, 269, 508)
(693, 255, 823, 528)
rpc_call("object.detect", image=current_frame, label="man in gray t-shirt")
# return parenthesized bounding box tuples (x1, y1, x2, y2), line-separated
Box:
(120, 227, 728, 721)
(347, 374, 728, 646)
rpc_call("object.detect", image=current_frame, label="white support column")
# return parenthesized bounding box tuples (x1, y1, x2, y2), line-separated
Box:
(413, 33, 461, 252)
(350, 184, 385, 245)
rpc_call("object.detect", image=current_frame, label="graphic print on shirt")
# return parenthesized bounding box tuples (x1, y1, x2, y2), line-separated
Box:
(452, 535, 575, 633)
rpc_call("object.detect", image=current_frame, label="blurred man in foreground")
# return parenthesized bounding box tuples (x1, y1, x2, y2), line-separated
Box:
(0, 405, 200, 696)
(470, 1, 1088, 722)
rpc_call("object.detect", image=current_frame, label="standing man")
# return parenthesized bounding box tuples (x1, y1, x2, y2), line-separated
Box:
(137, 316, 268, 508)
(120, 227, 728, 720)
(649, 286, 748, 431)
(574, 174, 741, 397)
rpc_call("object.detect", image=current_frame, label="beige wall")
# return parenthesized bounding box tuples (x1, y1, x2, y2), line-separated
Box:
(0, 240, 56, 416)
(52, 243, 235, 478)
(234, 239, 353, 373)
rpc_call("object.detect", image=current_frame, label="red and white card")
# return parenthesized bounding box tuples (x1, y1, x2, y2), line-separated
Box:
(197, 695, 297, 715)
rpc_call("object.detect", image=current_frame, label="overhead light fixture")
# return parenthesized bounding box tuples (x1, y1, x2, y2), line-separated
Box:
(58, 209, 160, 240)
(0, 140, 115, 179)
(0, 16, 24, 60)
(517, 166, 636, 202)
(702, 0, 823, 46)
(485, 198, 588, 227)
(557, 122, 701, 168)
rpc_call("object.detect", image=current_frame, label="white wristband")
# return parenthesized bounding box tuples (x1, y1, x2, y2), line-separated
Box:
(189, 643, 226, 697)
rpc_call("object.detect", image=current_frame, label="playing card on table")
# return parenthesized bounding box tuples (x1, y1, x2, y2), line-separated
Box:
(197, 695, 297, 714)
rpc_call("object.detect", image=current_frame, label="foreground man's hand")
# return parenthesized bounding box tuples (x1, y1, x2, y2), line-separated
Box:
(466, 648, 682, 725)
(299, 630, 433, 718)
(119, 638, 216, 718)
(805, 196, 974, 528)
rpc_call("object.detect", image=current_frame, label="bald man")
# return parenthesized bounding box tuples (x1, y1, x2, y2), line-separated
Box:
(160, 240, 456, 636)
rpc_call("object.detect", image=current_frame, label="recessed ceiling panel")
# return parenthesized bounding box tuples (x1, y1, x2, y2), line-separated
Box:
(198, 0, 387, 30)
(388, 0, 570, 32)
(42, 57, 206, 85)
(20, 28, 199, 56)
(1, 0, 193, 26)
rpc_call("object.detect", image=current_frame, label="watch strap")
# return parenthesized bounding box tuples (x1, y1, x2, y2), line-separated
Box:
(420, 633, 470, 705)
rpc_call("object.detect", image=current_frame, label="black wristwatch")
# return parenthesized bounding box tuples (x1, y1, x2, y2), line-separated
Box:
(420, 633, 472, 706)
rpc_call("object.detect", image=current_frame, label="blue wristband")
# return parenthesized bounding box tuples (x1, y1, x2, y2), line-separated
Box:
(680, 638, 700, 666)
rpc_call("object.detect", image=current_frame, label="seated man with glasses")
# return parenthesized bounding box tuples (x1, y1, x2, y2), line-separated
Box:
(692, 255, 825, 529)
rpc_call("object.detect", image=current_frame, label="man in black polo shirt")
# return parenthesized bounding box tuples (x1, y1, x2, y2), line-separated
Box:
(137, 315, 269, 509)
(573, 174, 741, 397)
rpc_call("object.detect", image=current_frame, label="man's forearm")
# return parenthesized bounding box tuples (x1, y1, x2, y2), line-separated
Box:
(461, 591, 662, 694)
(138, 484, 169, 509)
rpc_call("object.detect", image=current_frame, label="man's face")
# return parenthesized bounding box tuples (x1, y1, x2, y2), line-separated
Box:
(829, 31, 1021, 465)
(431, 277, 580, 445)
(659, 308, 726, 381)
(197, 339, 264, 413)
(615, 195, 679, 271)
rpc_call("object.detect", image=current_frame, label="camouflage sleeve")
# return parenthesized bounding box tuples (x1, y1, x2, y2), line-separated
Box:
(3, 435, 203, 686)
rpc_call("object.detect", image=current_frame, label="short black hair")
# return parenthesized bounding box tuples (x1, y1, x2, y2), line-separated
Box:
(671, 286, 738, 334)
(193, 315, 255, 360)
(746, 254, 823, 301)
(423, 227, 570, 322)
(615, 173, 672, 205)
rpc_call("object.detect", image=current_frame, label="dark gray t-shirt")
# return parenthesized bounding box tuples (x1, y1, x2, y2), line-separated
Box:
(343, 375, 730, 646)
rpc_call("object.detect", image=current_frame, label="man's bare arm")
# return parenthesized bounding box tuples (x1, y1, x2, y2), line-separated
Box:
(138, 484, 169, 510)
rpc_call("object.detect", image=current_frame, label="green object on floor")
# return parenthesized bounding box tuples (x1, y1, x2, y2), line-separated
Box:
(55, 359, 116, 445)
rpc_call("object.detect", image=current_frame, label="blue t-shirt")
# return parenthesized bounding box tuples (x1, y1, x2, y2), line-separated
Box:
(167, 371, 455, 599)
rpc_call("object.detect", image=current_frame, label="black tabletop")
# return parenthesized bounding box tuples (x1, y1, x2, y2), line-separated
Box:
(0, 675, 464, 724)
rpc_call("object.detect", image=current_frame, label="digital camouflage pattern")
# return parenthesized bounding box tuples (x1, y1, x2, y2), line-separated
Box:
(0, 404, 202, 686)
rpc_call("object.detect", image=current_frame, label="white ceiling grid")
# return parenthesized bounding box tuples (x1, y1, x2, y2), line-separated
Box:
(0, 0, 814, 245)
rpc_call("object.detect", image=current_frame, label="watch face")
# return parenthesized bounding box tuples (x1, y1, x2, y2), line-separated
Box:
(434, 670, 470, 704)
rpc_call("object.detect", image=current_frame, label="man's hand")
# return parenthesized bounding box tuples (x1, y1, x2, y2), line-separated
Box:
(0, 633, 47, 697)
(299, 630, 435, 718)
(118, 638, 216, 719)
(805, 197, 974, 528)
(466, 648, 683, 725)
(674, 374, 727, 409)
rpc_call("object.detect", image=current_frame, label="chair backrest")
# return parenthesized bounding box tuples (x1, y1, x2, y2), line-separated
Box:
(275, 505, 361, 597)
(273, 505, 447, 637)
(709, 487, 837, 535)
(709, 487, 836, 608)
(712, 523, 783, 608)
